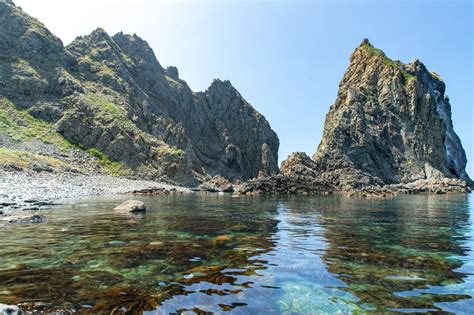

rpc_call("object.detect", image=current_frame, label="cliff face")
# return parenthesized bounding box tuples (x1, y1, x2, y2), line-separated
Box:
(311, 39, 469, 190)
(244, 39, 470, 195)
(1, 0, 468, 194)
(0, 0, 279, 184)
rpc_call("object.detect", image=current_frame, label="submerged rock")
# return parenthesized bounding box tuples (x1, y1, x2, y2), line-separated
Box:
(114, 200, 146, 213)
(215, 235, 231, 242)
(3, 214, 45, 224)
(131, 187, 185, 195)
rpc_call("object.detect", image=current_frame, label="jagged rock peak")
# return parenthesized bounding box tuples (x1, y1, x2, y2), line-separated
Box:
(206, 79, 239, 95)
(0, 1, 280, 185)
(360, 38, 372, 47)
(112, 31, 163, 70)
(312, 39, 470, 188)
(112, 31, 153, 51)
(165, 66, 179, 80)
(71, 28, 111, 44)
(355, 39, 388, 60)
(0, 0, 63, 48)
(209, 78, 234, 88)
(69, 28, 114, 49)
(0, 0, 76, 99)
(89, 27, 112, 41)
(247, 39, 470, 196)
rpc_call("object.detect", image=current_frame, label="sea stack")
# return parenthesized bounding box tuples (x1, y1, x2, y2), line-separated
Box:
(313, 39, 470, 189)
(242, 39, 471, 195)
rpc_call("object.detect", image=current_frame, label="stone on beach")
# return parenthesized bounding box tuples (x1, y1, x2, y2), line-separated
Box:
(0, 303, 23, 315)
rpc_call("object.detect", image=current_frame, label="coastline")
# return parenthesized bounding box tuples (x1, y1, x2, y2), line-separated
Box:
(1, 169, 471, 215)
(0, 170, 191, 221)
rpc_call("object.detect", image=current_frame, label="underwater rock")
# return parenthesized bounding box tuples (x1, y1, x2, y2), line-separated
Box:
(4, 214, 45, 224)
(215, 235, 231, 242)
(114, 200, 146, 213)
(0, 304, 23, 315)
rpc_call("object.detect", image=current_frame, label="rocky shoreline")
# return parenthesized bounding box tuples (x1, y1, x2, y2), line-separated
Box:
(0, 170, 191, 223)
(0, 3, 472, 223)
(1, 169, 471, 224)
(236, 176, 471, 197)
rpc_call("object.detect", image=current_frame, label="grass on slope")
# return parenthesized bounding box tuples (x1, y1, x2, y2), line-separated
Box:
(0, 97, 129, 176)
(0, 147, 69, 170)
(0, 97, 75, 152)
(87, 147, 130, 176)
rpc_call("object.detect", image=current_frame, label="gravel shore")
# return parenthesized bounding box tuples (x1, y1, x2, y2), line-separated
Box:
(0, 171, 191, 217)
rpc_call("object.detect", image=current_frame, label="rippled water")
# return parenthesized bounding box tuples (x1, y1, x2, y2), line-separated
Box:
(0, 193, 473, 314)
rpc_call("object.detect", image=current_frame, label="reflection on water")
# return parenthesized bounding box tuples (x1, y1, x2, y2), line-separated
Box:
(0, 194, 472, 313)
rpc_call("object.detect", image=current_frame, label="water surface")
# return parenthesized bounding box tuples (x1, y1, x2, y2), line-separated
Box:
(0, 193, 473, 314)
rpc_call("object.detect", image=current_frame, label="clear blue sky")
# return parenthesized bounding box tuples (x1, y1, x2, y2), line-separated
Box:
(15, 0, 473, 176)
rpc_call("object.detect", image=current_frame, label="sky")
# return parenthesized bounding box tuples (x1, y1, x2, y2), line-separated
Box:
(13, 0, 474, 176)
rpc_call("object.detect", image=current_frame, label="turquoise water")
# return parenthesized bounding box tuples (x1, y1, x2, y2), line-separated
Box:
(0, 193, 473, 313)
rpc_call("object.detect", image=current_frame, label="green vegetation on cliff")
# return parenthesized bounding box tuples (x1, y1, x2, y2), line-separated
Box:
(0, 97, 129, 175)
(0, 98, 74, 152)
(87, 147, 129, 176)
(360, 42, 414, 84)
(0, 0, 280, 184)
(0, 147, 71, 170)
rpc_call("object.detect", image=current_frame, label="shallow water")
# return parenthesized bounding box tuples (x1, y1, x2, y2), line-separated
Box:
(0, 193, 473, 314)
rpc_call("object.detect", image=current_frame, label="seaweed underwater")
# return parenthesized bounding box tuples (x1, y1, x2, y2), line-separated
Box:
(0, 194, 472, 313)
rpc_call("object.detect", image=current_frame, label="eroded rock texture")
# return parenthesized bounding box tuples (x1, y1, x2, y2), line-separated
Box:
(0, 0, 279, 185)
(314, 39, 469, 188)
(246, 39, 470, 195)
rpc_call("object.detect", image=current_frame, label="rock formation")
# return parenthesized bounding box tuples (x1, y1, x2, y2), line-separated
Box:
(0, 0, 279, 185)
(242, 39, 471, 195)
(314, 39, 470, 188)
(0, 0, 469, 196)
(114, 200, 146, 213)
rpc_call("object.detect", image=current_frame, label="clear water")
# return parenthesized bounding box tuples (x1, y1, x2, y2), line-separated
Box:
(0, 193, 473, 314)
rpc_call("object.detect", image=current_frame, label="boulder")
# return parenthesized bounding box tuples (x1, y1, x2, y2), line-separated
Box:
(199, 175, 234, 192)
(0, 304, 23, 315)
(114, 200, 146, 213)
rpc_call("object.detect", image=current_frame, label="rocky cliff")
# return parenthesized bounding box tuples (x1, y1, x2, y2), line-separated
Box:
(314, 39, 470, 189)
(0, 0, 279, 185)
(242, 39, 471, 195)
